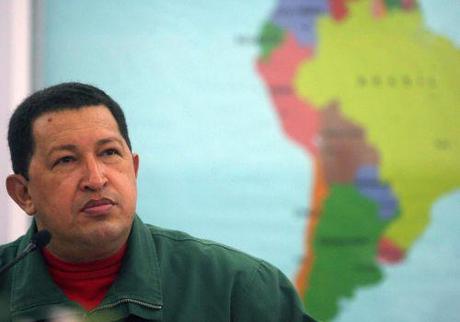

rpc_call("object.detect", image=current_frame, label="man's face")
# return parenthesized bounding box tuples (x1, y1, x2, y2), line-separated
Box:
(23, 105, 139, 261)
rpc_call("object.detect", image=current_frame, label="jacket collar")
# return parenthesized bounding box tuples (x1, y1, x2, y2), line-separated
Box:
(10, 215, 163, 321)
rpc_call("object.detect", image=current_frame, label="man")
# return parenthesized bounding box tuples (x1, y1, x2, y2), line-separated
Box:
(0, 82, 316, 321)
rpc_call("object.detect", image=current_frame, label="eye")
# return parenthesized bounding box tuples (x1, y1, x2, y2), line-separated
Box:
(53, 156, 76, 167)
(101, 148, 121, 157)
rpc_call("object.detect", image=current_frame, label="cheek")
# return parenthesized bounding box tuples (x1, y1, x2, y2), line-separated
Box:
(114, 172, 138, 206)
(121, 177, 137, 200)
(30, 177, 77, 214)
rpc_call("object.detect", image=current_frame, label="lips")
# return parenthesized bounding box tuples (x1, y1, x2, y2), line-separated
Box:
(81, 198, 115, 215)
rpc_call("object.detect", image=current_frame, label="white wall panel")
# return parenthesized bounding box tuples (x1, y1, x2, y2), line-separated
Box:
(0, 0, 32, 243)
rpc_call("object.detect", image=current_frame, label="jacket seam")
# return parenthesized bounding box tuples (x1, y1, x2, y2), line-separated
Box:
(230, 260, 264, 321)
(150, 230, 263, 265)
(239, 261, 265, 298)
(0, 243, 20, 258)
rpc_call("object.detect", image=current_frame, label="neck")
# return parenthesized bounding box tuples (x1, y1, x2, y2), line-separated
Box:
(46, 238, 128, 263)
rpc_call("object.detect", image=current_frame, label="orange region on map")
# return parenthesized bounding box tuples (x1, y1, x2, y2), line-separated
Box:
(256, 30, 326, 298)
(295, 158, 329, 296)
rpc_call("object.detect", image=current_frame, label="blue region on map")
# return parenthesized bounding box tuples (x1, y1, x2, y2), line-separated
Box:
(355, 165, 399, 219)
(271, 0, 329, 46)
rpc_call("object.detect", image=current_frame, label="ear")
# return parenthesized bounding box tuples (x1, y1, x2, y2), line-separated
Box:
(5, 174, 36, 216)
(132, 153, 140, 178)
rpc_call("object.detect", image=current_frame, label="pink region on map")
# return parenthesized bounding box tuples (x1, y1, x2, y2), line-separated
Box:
(372, 0, 387, 18)
(401, 0, 416, 10)
(256, 33, 319, 155)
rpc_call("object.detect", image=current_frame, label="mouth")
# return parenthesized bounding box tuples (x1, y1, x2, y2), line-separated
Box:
(81, 198, 116, 216)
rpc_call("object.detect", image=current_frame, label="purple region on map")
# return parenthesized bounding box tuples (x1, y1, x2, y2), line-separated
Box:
(355, 165, 399, 219)
(271, 0, 329, 46)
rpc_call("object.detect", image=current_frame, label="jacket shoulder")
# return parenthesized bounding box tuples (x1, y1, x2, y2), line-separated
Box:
(145, 224, 266, 271)
(0, 236, 25, 266)
(142, 224, 314, 321)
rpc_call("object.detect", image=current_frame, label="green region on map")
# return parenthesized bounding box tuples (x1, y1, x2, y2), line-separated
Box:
(305, 185, 391, 320)
(259, 22, 285, 61)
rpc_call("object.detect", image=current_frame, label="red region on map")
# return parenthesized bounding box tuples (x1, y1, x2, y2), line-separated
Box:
(378, 237, 405, 263)
(329, 0, 350, 21)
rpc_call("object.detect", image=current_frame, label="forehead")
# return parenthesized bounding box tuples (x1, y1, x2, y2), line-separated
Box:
(32, 105, 122, 147)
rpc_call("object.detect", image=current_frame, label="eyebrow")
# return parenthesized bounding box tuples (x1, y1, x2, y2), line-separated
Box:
(47, 144, 77, 157)
(47, 137, 125, 157)
(96, 137, 125, 147)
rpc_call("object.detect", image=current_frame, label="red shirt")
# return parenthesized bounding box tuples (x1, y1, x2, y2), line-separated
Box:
(42, 244, 127, 311)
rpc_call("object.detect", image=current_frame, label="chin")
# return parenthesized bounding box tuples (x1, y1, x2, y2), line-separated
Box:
(82, 221, 130, 245)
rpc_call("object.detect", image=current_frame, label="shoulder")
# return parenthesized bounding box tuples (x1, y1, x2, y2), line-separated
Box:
(141, 222, 289, 293)
(145, 223, 266, 273)
(0, 235, 24, 265)
(0, 235, 25, 300)
(134, 220, 315, 321)
(143, 224, 314, 321)
(144, 223, 290, 300)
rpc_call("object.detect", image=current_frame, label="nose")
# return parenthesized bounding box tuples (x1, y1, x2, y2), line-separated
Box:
(80, 156, 108, 192)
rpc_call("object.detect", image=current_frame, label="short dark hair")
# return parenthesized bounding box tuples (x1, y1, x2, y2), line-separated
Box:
(8, 82, 132, 179)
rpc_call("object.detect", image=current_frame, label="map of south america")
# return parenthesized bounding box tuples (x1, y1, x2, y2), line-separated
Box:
(256, 0, 460, 320)
(37, 1, 460, 320)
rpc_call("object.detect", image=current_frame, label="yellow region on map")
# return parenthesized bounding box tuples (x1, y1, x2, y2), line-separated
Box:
(294, 0, 460, 250)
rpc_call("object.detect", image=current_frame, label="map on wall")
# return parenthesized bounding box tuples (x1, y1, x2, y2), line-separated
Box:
(41, 0, 460, 320)
(255, 0, 460, 320)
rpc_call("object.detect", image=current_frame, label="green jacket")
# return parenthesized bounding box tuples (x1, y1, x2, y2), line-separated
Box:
(0, 216, 316, 321)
